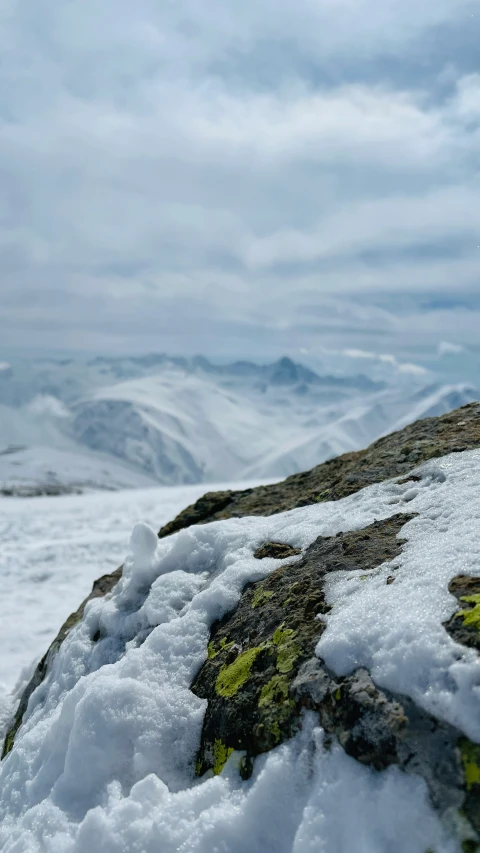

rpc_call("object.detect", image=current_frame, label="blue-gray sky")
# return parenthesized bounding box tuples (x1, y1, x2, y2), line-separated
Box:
(1, 0, 479, 365)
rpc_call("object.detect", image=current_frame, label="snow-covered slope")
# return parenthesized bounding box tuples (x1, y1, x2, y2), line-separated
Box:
(0, 397, 157, 494)
(0, 446, 158, 495)
(0, 355, 477, 491)
(1, 448, 480, 851)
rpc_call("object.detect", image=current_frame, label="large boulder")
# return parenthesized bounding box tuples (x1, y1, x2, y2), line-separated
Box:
(2, 402, 480, 852)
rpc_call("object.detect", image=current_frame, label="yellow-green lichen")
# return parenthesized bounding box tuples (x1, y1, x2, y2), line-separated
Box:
(257, 674, 294, 746)
(252, 588, 274, 608)
(273, 625, 301, 674)
(216, 646, 263, 698)
(2, 729, 15, 758)
(277, 644, 301, 674)
(208, 636, 234, 660)
(271, 721, 282, 744)
(458, 596, 480, 631)
(258, 674, 290, 708)
(460, 739, 480, 790)
(273, 626, 296, 646)
(213, 739, 234, 775)
(334, 688, 341, 701)
(213, 624, 301, 700)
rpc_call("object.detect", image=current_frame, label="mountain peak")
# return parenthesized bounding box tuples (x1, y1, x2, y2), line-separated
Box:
(269, 356, 311, 385)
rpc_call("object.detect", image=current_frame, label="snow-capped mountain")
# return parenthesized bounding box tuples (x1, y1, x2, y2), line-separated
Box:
(0, 354, 477, 492)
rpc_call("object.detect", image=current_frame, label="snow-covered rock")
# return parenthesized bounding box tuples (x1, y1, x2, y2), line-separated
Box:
(1, 403, 480, 851)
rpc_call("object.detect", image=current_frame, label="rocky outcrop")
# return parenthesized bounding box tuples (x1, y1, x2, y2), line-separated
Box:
(159, 402, 480, 535)
(3, 401, 480, 848)
(193, 515, 412, 773)
(191, 512, 480, 844)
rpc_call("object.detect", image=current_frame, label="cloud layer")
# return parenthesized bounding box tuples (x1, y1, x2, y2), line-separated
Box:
(0, 0, 479, 358)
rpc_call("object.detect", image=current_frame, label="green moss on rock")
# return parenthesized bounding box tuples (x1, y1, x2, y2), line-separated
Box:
(258, 674, 290, 708)
(458, 596, 480, 632)
(213, 739, 234, 775)
(270, 721, 282, 744)
(461, 740, 480, 790)
(207, 642, 218, 660)
(273, 625, 301, 674)
(272, 625, 295, 646)
(192, 514, 413, 778)
(215, 647, 265, 698)
(445, 576, 480, 653)
(208, 636, 235, 660)
(252, 588, 274, 608)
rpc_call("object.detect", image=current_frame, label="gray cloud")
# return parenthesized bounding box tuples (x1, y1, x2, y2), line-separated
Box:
(0, 0, 479, 359)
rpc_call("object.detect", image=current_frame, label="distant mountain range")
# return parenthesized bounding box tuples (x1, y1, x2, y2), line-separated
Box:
(0, 354, 477, 494)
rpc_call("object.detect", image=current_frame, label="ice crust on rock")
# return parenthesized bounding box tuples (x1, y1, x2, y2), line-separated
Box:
(1, 450, 480, 851)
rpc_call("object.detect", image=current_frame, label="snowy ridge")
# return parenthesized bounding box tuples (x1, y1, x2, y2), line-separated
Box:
(385, 384, 478, 435)
(0, 355, 477, 491)
(1, 450, 480, 851)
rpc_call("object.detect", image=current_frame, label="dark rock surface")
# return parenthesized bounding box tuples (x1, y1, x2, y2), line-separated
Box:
(192, 515, 412, 774)
(292, 662, 465, 823)
(191, 510, 480, 844)
(253, 541, 302, 560)
(159, 402, 480, 536)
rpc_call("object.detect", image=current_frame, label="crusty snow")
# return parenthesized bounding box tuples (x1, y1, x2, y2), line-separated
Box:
(0, 483, 258, 711)
(1, 450, 480, 851)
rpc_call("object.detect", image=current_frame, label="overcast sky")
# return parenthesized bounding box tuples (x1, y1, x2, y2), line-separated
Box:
(1, 0, 479, 365)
